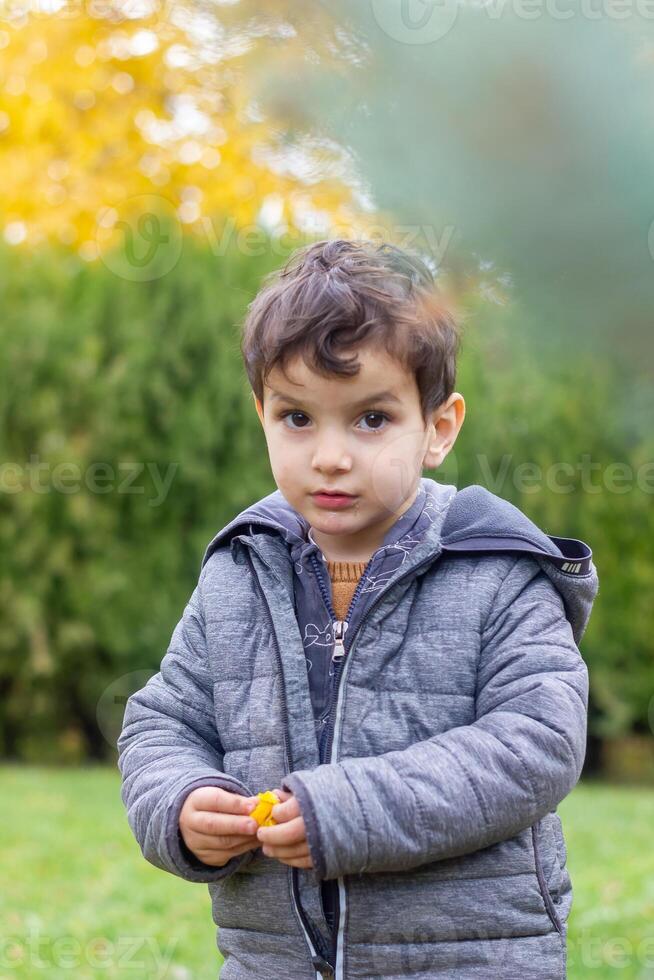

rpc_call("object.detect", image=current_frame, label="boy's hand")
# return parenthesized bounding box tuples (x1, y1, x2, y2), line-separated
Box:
(256, 788, 315, 870)
(179, 786, 261, 868)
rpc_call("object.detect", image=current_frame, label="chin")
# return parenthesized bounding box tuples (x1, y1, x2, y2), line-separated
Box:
(311, 507, 355, 522)
(310, 510, 363, 535)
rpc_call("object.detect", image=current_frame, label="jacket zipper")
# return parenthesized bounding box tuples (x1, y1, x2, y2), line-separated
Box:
(309, 552, 373, 764)
(244, 536, 441, 978)
(308, 552, 372, 970)
(313, 551, 439, 763)
(310, 548, 441, 978)
(242, 544, 335, 978)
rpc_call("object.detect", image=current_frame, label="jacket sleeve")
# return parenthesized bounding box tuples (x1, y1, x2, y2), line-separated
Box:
(116, 575, 257, 883)
(281, 556, 593, 880)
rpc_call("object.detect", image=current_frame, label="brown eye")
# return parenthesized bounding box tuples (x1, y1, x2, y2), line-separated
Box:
(280, 410, 310, 429)
(359, 412, 390, 432)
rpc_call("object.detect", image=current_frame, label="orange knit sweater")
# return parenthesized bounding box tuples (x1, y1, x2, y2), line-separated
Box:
(325, 560, 367, 622)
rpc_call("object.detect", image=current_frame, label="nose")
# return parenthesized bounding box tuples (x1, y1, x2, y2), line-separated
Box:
(311, 431, 352, 474)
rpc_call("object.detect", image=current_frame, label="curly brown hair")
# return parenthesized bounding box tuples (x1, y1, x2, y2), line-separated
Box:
(240, 239, 462, 424)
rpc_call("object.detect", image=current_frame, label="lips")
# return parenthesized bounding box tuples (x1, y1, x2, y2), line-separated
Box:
(312, 491, 358, 509)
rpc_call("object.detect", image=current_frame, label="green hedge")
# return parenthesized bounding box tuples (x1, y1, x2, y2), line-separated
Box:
(0, 237, 650, 762)
(0, 235, 281, 761)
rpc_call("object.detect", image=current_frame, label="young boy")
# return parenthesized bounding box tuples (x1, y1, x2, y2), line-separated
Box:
(117, 239, 598, 979)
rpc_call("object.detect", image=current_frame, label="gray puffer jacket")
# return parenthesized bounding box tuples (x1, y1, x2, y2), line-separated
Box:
(117, 478, 598, 979)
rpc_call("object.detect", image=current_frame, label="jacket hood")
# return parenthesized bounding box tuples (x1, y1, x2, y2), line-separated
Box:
(201, 477, 598, 644)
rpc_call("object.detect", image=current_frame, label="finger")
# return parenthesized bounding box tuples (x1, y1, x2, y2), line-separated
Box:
(189, 786, 258, 816)
(195, 839, 260, 865)
(257, 815, 305, 846)
(271, 787, 293, 802)
(262, 841, 311, 860)
(270, 797, 300, 823)
(192, 810, 259, 838)
(186, 829, 259, 851)
(277, 854, 314, 869)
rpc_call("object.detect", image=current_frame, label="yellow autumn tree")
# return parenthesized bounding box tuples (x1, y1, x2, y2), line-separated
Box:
(0, 0, 370, 261)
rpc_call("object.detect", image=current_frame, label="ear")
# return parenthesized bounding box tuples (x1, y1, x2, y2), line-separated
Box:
(253, 393, 264, 426)
(422, 393, 466, 469)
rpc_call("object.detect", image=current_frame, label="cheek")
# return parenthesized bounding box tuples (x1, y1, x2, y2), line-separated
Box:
(367, 430, 426, 507)
(266, 436, 303, 485)
(269, 428, 311, 457)
(265, 428, 292, 459)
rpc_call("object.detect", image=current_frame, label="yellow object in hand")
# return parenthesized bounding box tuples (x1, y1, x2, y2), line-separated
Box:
(249, 790, 280, 827)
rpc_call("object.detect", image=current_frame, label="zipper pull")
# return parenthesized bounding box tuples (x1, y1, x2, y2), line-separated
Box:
(331, 620, 348, 662)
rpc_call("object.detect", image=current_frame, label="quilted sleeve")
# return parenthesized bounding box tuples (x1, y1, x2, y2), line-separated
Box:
(116, 575, 257, 883)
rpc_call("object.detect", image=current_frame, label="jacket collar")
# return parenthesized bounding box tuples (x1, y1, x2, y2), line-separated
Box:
(200, 477, 597, 644)
(201, 477, 456, 570)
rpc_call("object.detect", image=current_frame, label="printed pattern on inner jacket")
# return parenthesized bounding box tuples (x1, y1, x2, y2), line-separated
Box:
(286, 480, 458, 755)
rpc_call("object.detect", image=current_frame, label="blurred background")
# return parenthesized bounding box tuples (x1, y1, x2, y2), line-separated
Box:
(1, 0, 653, 976)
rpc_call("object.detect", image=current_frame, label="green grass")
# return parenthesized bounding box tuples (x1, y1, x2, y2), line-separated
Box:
(0, 765, 217, 980)
(560, 780, 654, 979)
(1, 766, 652, 978)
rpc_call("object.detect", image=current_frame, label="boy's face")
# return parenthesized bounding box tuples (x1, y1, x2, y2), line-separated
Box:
(253, 343, 465, 562)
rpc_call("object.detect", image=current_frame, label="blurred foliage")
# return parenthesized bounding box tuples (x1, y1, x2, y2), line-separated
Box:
(0, 0, 651, 768)
(0, 236, 281, 760)
(601, 736, 654, 785)
(238, 2, 654, 360)
(0, 236, 652, 762)
(451, 296, 654, 742)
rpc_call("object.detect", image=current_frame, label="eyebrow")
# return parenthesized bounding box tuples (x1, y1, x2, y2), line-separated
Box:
(269, 389, 402, 409)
